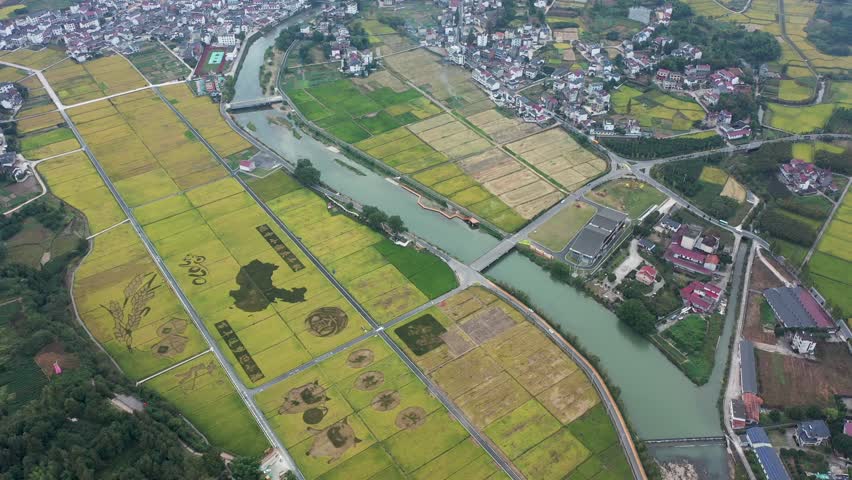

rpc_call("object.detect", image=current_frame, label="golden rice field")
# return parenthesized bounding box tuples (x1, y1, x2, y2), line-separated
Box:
(13, 74, 57, 118)
(247, 170, 457, 324)
(160, 84, 255, 159)
(0, 47, 66, 70)
(16, 111, 63, 134)
(390, 287, 631, 479)
(256, 335, 506, 479)
(133, 174, 379, 388)
(76, 222, 210, 378)
(37, 151, 125, 233)
(45, 55, 148, 106)
(766, 103, 834, 133)
(69, 90, 228, 206)
(808, 190, 852, 318)
(146, 352, 269, 456)
(0, 64, 29, 83)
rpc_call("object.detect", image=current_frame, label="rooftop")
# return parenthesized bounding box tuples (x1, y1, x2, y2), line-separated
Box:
(569, 226, 609, 258)
(741, 340, 758, 394)
(764, 287, 835, 329)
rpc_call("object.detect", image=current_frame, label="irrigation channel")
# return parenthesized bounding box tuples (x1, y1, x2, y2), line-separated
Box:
(232, 22, 735, 478)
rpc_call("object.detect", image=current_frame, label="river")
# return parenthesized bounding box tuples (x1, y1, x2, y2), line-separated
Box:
(231, 22, 737, 477)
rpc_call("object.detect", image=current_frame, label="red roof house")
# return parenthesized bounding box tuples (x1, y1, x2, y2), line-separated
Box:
(636, 265, 657, 285)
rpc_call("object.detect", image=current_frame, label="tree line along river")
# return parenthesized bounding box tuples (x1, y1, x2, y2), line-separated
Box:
(231, 21, 734, 478)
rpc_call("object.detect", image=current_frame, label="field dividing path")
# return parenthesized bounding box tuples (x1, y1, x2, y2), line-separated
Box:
(153, 88, 525, 480)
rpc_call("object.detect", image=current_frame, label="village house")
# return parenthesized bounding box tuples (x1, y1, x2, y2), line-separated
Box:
(790, 331, 817, 355)
(679, 281, 721, 313)
(779, 158, 835, 194)
(635, 265, 657, 286)
(794, 420, 831, 447)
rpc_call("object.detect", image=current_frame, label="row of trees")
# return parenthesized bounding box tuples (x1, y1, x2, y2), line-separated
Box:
(814, 148, 852, 175)
(600, 135, 725, 159)
(665, 14, 781, 68)
(758, 207, 818, 247)
(806, 0, 852, 56)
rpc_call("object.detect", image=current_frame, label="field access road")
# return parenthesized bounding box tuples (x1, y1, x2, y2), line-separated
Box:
(154, 89, 524, 480)
(800, 176, 850, 267)
(723, 244, 759, 480)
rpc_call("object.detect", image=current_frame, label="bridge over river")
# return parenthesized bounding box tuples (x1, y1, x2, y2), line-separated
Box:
(641, 436, 727, 446)
(225, 95, 283, 111)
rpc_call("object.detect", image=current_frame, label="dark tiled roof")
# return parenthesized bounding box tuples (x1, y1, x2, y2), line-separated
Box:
(569, 226, 609, 257)
(741, 340, 758, 394)
(764, 287, 834, 329)
(797, 420, 830, 443)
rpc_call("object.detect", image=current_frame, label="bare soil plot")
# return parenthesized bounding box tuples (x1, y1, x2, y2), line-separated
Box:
(756, 344, 852, 407)
(457, 148, 562, 219)
(721, 176, 747, 202)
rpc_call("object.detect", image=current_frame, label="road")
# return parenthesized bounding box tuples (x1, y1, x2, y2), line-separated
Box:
(722, 244, 759, 480)
(155, 89, 524, 480)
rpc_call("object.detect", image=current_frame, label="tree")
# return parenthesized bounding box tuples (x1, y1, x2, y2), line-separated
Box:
(616, 299, 656, 335)
(387, 215, 407, 235)
(768, 410, 782, 423)
(230, 457, 261, 480)
(294, 159, 321, 186)
(361, 205, 388, 232)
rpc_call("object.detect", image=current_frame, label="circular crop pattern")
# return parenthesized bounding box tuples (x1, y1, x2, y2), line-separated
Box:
(346, 349, 375, 368)
(305, 307, 349, 337)
(395, 407, 427, 430)
(353, 371, 385, 391)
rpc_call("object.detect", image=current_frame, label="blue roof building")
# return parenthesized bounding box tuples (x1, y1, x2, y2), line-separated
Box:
(795, 420, 831, 446)
(745, 427, 791, 480)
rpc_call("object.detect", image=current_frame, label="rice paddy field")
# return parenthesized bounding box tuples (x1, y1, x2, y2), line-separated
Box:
(505, 128, 607, 191)
(160, 84, 256, 160)
(247, 170, 458, 323)
(0, 47, 66, 70)
(75, 220, 211, 379)
(611, 86, 705, 133)
(37, 150, 125, 233)
(0, 64, 29, 83)
(68, 90, 228, 206)
(390, 287, 630, 480)
(13, 73, 58, 118)
(133, 175, 372, 387)
(16, 111, 64, 134)
(588, 179, 667, 219)
(791, 140, 845, 162)
(45, 55, 148, 105)
(808, 191, 852, 318)
(286, 67, 442, 143)
(466, 109, 543, 145)
(19, 126, 80, 160)
(128, 42, 190, 84)
(255, 335, 506, 479)
(382, 49, 494, 116)
(529, 202, 597, 252)
(146, 352, 269, 457)
(765, 103, 835, 133)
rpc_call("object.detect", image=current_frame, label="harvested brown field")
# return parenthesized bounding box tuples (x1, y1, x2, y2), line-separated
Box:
(466, 109, 542, 144)
(457, 148, 562, 219)
(455, 371, 531, 428)
(537, 370, 599, 424)
(743, 293, 776, 344)
(506, 128, 606, 191)
(721, 176, 747, 202)
(460, 306, 516, 344)
(352, 70, 408, 93)
(756, 344, 852, 407)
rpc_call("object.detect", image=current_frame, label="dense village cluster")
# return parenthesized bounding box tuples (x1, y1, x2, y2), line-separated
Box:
(0, 0, 307, 62)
